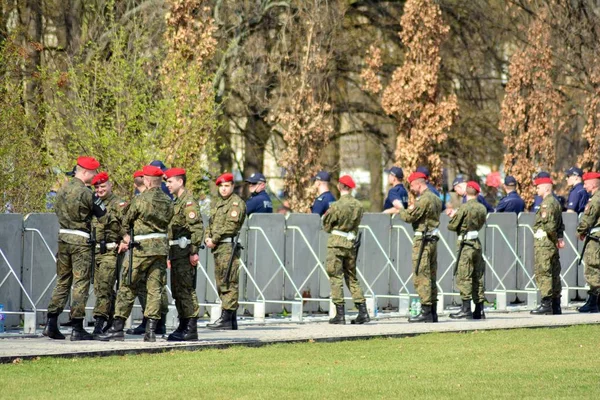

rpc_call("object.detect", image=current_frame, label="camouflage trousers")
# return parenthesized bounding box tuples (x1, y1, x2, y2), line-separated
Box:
(171, 257, 200, 318)
(92, 252, 119, 319)
(583, 239, 600, 295)
(48, 242, 92, 318)
(534, 240, 562, 299)
(455, 241, 485, 303)
(213, 244, 240, 311)
(114, 255, 167, 320)
(135, 274, 169, 316)
(412, 238, 438, 306)
(326, 246, 365, 305)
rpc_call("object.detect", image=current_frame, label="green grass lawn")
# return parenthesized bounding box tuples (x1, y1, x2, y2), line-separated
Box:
(2, 325, 600, 399)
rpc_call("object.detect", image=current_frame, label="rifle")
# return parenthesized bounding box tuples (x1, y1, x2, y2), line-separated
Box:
(127, 227, 139, 286)
(115, 252, 125, 290)
(89, 225, 97, 283)
(353, 231, 363, 257)
(193, 243, 206, 290)
(225, 233, 243, 289)
(578, 233, 600, 268)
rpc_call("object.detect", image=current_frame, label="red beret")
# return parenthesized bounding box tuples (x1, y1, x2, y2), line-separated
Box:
(407, 172, 427, 183)
(534, 177, 553, 186)
(142, 165, 164, 177)
(164, 168, 186, 179)
(133, 170, 144, 178)
(583, 172, 600, 181)
(77, 156, 100, 170)
(215, 172, 234, 186)
(466, 181, 481, 193)
(338, 175, 356, 189)
(92, 171, 109, 186)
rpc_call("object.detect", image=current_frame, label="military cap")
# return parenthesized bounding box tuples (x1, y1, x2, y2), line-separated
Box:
(408, 171, 427, 183)
(452, 175, 466, 187)
(77, 156, 100, 170)
(164, 168, 186, 179)
(565, 166, 583, 177)
(133, 170, 144, 178)
(91, 171, 109, 186)
(385, 166, 404, 179)
(504, 175, 517, 186)
(215, 172, 234, 186)
(313, 170, 331, 182)
(466, 181, 481, 193)
(150, 160, 168, 172)
(534, 171, 553, 185)
(338, 175, 356, 189)
(143, 165, 164, 177)
(416, 166, 430, 177)
(245, 172, 266, 184)
(583, 172, 600, 181)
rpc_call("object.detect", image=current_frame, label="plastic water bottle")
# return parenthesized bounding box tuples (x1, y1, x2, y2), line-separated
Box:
(0, 304, 5, 333)
(415, 299, 422, 316)
(410, 298, 417, 317)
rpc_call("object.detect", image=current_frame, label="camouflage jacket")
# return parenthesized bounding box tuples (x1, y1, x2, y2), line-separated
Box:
(322, 194, 363, 249)
(447, 198, 487, 236)
(169, 189, 204, 259)
(397, 188, 442, 233)
(94, 192, 127, 246)
(56, 178, 107, 246)
(206, 193, 246, 248)
(122, 186, 174, 256)
(533, 194, 564, 244)
(577, 190, 600, 238)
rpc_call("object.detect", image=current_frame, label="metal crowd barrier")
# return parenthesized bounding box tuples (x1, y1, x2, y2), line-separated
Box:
(0, 211, 589, 333)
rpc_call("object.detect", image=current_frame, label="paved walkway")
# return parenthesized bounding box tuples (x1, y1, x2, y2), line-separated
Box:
(1, 311, 599, 363)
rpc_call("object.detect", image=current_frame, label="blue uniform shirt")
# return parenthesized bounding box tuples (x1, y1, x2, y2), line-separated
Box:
(495, 191, 525, 213)
(311, 191, 336, 216)
(567, 182, 589, 214)
(462, 194, 494, 213)
(246, 190, 273, 215)
(384, 184, 409, 210)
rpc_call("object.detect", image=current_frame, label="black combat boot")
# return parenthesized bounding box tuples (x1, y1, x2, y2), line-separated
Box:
(167, 317, 189, 341)
(552, 297, 562, 315)
(155, 313, 167, 335)
(70, 318, 93, 341)
(450, 300, 473, 319)
(231, 309, 238, 330)
(92, 316, 107, 340)
(182, 318, 198, 341)
(431, 302, 439, 323)
(99, 318, 125, 341)
(207, 309, 233, 330)
(577, 292, 599, 313)
(126, 317, 147, 335)
(473, 302, 486, 320)
(351, 303, 370, 324)
(144, 319, 158, 342)
(329, 304, 345, 325)
(408, 304, 434, 323)
(530, 298, 552, 315)
(42, 312, 65, 340)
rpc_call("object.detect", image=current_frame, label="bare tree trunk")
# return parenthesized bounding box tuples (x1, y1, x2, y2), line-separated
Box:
(366, 137, 383, 211)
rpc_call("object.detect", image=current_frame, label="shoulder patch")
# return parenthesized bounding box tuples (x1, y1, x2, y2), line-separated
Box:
(232, 201, 239, 206)
(231, 210, 238, 218)
(542, 204, 548, 208)
(186, 201, 194, 207)
(188, 211, 196, 219)
(541, 211, 547, 218)
(119, 201, 127, 207)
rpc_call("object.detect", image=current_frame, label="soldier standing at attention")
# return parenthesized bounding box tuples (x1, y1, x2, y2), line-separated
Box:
(530, 172, 565, 315)
(205, 173, 246, 330)
(102, 165, 174, 341)
(395, 171, 442, 323)
(43, 156, 107, 341)
(245, 172, 273, 215)
(495, 176, 525, 213)
(164, 168, 203, 341)
(322, 175, 369, 325)
(383, 166, 408, 214)
(447, 181, 487, 320)
(90, 172, 127, 338)
(576, 172, 600, 313)
(311, 170, 336, 217)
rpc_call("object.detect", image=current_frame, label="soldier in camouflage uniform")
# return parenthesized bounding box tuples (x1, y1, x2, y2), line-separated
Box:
(447, 181, 487, 320)
(205, 173, 246, 330)
(43, 156, 107, 341)
(102, 165, 174, 341)
(90, 172, 127, 338)
(322, 175, 370, 325)
(531, 172, 565, 315)
(164, 168, 203, 341)
(576, 172, 600, 313)
(396, 171, 442, 323)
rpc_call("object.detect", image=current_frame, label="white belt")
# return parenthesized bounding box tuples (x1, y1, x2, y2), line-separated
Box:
(96, 242, 118, 250)
(414, 229, 439, 237)
(534, 229, 548, 240)
(331, 230, 357, 241)
(59, 229, 90, 239)
(135, 233, 167, 241)
(169, 237, 192, 249)
(219, 237, 237, 244)
(458, 231, 479, 241)
(590, 227, 600, 235)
